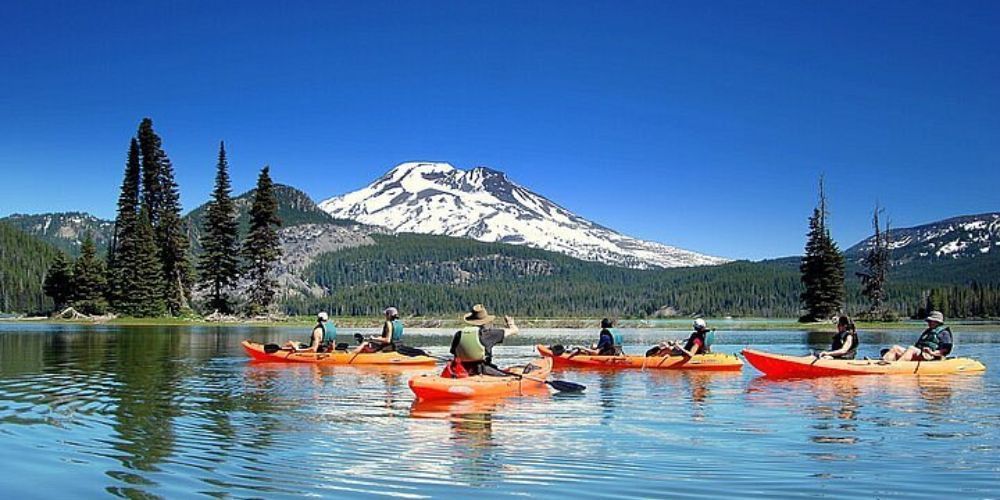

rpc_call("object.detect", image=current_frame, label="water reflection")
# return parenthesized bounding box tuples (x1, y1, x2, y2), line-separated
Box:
(0, 325, 996, 499)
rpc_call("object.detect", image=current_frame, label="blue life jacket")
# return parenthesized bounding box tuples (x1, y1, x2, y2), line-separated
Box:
(310, 322, 336, 348)
(610, 328, 624, 347)
(390, 319, 404, 343)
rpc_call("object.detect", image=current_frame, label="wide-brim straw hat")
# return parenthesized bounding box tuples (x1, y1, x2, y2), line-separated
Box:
(925, 311, 945, 323)
(463, 304, 495, 326)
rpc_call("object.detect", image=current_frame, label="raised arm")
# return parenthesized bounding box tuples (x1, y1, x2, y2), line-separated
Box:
(502, 315, 519, 336)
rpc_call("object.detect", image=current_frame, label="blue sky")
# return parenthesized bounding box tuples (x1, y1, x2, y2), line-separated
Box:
(1, 1, 997, 260)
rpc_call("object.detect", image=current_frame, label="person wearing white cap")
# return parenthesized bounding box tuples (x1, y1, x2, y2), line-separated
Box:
(284, 312, 335, 352)
(356, 307, 404, 353)
(882, 310, 954, 362)
(649, 318, 712, 357)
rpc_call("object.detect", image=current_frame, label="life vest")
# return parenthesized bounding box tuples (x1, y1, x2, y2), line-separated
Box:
(454, 327, 486, 362)
(830, 330, 858, 359)
(610, 328, 624, 348)
(683, 331, 710, 354)
(915, 325, 950, 352)
(390, 319, 404, 343)
(311, 322, 337, 349)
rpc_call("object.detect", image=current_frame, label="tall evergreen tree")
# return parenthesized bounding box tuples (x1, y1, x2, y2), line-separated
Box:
(137, 118, 164, 225)
(799, 177, 845, 322)
(242, 166, 283, 316)
(108, 138, 142, 310)
(157, 155, 193, 315)
(198, 141, 241, 313)
(129, 208, 167, 317)
(137, 118, 192, 315)
(857, 204, 892, 319)
(43, 251, 74, 311)
(72, 233, 108, 314)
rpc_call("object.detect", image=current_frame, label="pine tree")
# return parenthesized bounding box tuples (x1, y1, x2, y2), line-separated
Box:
(108, 138, 142, 310)
(43, 251, 74, 311)
(137, 118, 164, 225)
(857, 204, 893, 320)
(157, 155, 193, 315)
(799, 177, 845, 322)
(242, 166, 283, 316)
(130, 208, 167, 317)
(198, 141, 241, 313)
(71, 233, 109, 314)
(137, 118, 192, 315)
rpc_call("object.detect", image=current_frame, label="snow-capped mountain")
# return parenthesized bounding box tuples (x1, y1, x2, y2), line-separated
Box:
(319, 162, 728, 269)
(846, 212, 1000, 263)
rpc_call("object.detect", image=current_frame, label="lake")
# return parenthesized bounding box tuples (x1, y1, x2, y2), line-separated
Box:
(0, 324, 996, 498)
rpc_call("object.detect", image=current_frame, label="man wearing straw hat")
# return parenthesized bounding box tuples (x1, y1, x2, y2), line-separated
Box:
(882, 310, 954, 362)
(449, 304, 520, 375)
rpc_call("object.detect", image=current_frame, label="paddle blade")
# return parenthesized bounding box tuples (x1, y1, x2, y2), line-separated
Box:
(264, 343, 281, 354)
(397, 345, 431, 357)
(550, 344, 566, 356)
(547, 380, 586, 393)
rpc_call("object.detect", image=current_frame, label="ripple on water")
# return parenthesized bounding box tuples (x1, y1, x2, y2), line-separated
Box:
(0, 326, 997, 498)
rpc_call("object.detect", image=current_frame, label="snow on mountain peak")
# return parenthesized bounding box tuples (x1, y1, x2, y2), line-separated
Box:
(319, 162, 728, 269)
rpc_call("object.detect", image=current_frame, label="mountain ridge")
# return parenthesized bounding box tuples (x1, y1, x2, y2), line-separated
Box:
(319, 162, 728, 269)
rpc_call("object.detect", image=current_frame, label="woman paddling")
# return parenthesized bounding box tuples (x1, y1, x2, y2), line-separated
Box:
(818, 315, 859, 359)
(356, 307, 404, 353)
(571, 318, 623, 356)
(649, 319, 712, 357)
(283, 312, 336, 352)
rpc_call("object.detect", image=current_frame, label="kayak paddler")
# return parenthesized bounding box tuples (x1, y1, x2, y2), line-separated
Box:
(882, 310, 953, 362)
(449, 304, 519, 376)
(356, 307, 404, 353)
(572, 318, 623, 356)
(818, 315, 859, 359)
(650, 318, 712, 357)
(284, 312, 335, 352)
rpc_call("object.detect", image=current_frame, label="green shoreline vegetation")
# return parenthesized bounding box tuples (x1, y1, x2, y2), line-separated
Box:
(4, 315, 999, 332)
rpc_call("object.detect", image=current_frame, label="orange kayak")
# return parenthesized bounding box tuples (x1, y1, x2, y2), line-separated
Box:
(241, 340, 437, 365)
(742, 348, 987, 378)
(536, 344, 743, 371)
(409, 358, 553, 400)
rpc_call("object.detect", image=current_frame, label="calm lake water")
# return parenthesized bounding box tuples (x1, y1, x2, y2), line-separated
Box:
(0, 324, 997, 499)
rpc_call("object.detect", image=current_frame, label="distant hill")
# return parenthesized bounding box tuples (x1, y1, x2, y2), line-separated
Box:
(0, 212, 114, 256)
(847, 212, 1000, 264)
(185, 184, 355, 253)
(0, 221, 59, 313)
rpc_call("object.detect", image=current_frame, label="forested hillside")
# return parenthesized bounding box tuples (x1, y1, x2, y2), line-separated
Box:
(0, 222, 59, 313)
(186, 184, 353, 253)
(291, 233, 1000, 318)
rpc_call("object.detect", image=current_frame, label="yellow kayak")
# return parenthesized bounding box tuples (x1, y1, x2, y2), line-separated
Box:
(241, 340, 437, 365)
(536, 344, 744, 371)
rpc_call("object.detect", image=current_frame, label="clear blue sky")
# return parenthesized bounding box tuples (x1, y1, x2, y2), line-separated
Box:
(1, 1, 997, 260)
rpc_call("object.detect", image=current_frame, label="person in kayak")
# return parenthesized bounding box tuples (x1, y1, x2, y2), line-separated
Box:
(356, 307, 404, 353)
(650, 318, 711, 357)
(573, 318, 623, 356)
(449, 304, 519, 376)
(882, 311, 953, 362)
(284, 312, 335, 352)
(818, 315, 859, 359)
